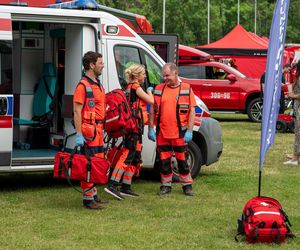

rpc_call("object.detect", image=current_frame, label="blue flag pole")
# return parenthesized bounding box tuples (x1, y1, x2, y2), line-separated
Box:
(259, 0, 290, 197)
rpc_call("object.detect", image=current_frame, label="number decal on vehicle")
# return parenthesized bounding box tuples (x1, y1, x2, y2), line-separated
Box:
(210, 92, 231, 99)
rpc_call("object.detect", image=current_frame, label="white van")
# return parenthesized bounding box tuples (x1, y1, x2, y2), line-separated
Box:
(0, 5, 223, 179)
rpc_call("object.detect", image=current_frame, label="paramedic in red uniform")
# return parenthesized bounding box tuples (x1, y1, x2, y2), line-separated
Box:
(73, 51, 107, 209)
(148, 63, 196, 196)
(104, 64, 154, 200)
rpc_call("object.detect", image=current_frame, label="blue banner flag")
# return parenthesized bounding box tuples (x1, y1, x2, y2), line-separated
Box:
(259, 0, 290, 170)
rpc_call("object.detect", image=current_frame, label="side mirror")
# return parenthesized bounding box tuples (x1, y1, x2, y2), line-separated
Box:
(226, 74, 237, 82)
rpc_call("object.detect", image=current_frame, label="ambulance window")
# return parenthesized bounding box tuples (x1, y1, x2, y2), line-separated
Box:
(0, 41, 12, 94)
(144, 54, 162, 85)
(114, 46, 141, 88)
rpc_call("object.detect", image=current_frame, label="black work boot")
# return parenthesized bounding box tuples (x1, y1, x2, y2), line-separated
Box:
(157, 186, 172, 196)
(183, 185, 194, 196)
(120, 184, 139, 197)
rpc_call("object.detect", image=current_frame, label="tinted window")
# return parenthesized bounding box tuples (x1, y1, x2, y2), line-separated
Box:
(0, 41, 12, 94)
(114, 46, 141, 88)
(179, 65, 206, 79)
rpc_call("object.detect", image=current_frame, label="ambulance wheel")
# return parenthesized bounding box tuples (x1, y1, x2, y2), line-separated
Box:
(276, 120, 287, 133)
(288, 120, 295, 133)
(172, 141, 203, 182)
(247, 98, 263, 122)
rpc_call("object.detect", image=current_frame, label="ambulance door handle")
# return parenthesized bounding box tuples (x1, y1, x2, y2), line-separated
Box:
(203, 83, 212, 87)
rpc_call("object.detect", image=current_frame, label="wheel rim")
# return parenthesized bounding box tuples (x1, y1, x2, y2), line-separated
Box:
(172, 147, 195, 177)
(250, 101, 263, 122)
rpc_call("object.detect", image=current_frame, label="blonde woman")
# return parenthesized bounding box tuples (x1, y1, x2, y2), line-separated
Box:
(105, 64, 154, 199)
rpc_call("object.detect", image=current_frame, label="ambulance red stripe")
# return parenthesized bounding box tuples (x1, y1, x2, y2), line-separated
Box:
(0, 18, 12, 31)
(0, 116, 12, 128)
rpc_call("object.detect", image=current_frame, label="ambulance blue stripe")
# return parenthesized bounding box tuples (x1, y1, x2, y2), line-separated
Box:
(7, 96, 13, 115)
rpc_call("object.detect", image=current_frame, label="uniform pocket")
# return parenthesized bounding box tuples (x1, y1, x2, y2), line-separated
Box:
(82, 123, 96, 141)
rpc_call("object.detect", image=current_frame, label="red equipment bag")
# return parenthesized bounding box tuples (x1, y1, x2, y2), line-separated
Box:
(105, 89, 138, 138)
(53, 149, 110, 185)
(235, 196, 294, 244)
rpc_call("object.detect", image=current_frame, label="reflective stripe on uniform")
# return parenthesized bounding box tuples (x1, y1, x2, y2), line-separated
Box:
(161, 174, 172, 186)
(86, 86, 94, 98)
(178, 104, 189, 109)
(180, 173, 193, 185)
(154, 89, 163, 95)
(179, 89, 190, 95)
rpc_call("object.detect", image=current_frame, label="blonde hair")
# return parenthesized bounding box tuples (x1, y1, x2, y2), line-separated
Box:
(125, 64, 145, 83)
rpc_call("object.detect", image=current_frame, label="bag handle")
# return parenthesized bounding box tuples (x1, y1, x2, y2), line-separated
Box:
(60, 146, 96, 194)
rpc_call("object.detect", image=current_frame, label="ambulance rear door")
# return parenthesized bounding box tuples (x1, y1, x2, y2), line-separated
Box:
(139, 33, 178, 65)
(0, 12, 13, 168)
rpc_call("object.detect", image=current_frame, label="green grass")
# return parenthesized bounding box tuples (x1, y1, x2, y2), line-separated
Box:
(0, 113, 299, 249)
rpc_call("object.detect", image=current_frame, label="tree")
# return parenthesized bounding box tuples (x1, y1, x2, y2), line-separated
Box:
(97, 0, 300, 45)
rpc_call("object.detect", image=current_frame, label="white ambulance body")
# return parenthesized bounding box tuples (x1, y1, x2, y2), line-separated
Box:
(0, 5, 222, 178)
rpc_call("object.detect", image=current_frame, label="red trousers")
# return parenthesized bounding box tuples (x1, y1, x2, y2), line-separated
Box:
(110, 133, 142, 187)
(156, 133, 192, 187)
(80, 123, 104, 201)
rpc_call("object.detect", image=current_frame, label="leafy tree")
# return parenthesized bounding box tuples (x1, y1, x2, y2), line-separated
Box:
(97, 0, 300, 45)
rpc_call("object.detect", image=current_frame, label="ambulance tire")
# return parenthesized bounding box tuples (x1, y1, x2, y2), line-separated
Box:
(172, 141, 202, 182)
(247, 98, 263, 122)
(276, 120, 287, 133)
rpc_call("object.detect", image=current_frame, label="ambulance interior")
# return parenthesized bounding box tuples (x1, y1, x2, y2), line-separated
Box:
(10, 21, 91, 165)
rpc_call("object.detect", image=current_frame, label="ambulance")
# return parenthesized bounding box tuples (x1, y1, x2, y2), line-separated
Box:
(0, 3, 223, 179)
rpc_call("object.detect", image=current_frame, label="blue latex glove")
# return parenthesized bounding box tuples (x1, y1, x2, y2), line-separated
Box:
(148, 127, 156, 142)
(147, 86, 154, 93)
(184, 130, 193, 143)
(75, 133, 85, 146)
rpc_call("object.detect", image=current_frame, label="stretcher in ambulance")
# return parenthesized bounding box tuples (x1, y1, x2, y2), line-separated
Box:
(0, 4, 223, 179)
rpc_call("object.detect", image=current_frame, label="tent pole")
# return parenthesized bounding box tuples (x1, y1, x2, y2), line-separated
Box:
(258, 170, 262, 197)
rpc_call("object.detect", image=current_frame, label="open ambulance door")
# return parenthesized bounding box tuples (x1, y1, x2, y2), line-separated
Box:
(139, 33, 178, 65)
(0, 12, 13, 168)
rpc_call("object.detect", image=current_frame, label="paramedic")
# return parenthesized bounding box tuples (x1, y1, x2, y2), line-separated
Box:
(104, 64, 154, 200)
(148, 63, 196, 196)
(73, 51, 107, 209)
(284, 61, 300, 165)
(260, 64, 291, 113)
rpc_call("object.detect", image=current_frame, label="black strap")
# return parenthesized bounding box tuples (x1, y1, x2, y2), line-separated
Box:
(270, 222, 281, 244)
(234, 232, 245, 242)
(42, 76, 54, 100)
(156, 84, 166, 134)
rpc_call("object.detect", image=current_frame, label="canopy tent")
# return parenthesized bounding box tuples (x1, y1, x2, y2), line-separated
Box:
(178, 44, 211, 64)
(196, 24, 291, 79)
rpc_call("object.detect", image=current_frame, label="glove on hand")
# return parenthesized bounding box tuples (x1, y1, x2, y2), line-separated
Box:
(148, 128, 156, 142)
(184, 130, 193, 143)
(147, 86, 154, 93)
(75, 133, 85, 146)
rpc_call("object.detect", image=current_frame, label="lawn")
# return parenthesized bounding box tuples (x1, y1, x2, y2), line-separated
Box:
(0, 113, 299, 249)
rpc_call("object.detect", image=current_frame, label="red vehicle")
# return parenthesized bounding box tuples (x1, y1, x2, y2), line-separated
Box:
(179, 61, 262, 122)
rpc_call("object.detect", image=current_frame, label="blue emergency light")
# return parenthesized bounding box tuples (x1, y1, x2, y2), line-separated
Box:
(48, 0, 99, 9)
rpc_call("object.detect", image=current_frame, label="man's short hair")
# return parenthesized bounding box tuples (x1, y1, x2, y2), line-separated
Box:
(82, 51, 103, 70)
(162, 63, 178, 73)
(284, 63, 291, 69)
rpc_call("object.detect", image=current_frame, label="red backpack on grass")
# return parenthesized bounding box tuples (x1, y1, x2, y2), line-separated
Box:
(235, 196, 294, 244)
(105, 89, 138, 138)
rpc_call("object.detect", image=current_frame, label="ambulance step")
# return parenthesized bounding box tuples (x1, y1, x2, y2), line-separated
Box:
(11, 158, 54, 166)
